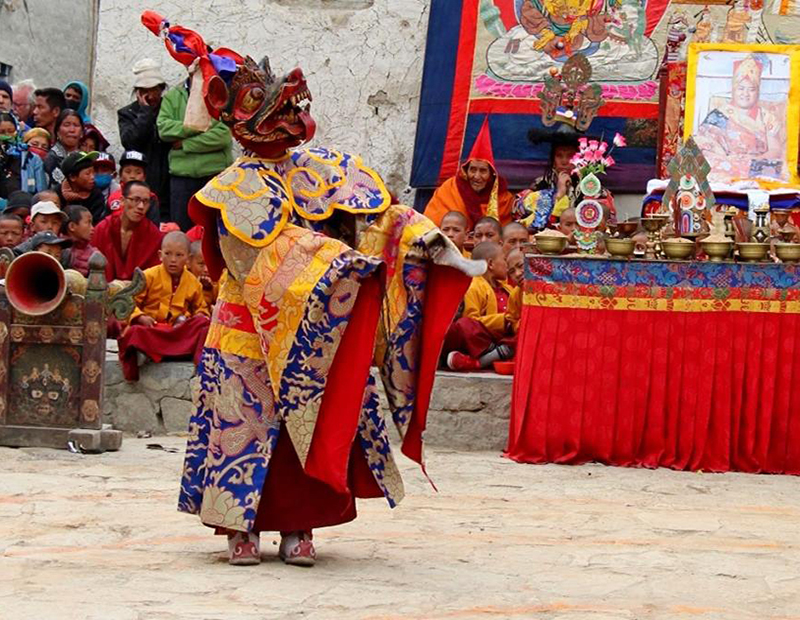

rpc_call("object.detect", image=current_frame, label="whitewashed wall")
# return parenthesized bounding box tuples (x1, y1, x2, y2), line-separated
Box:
(93, 0, 430, 199)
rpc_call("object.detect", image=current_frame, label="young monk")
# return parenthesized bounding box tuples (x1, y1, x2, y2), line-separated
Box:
(0, 213, 24, 248)
(557, 206, 578, 242)
(117, 231, 210, 381)
(507, 247, 524, 288)
(440, 210, 469, 254)
(15, 230, 72, 260)
(472, 216, 502, 244)
(502, 221, 529, 256)
(188, 240, 218, 309)
(61, 205, 97, 276)
(443, 241, 516, 371)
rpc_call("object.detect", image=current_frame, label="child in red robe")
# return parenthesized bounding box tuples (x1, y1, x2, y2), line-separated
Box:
(117, 230, 210, 381)
(443, 241, 517, 371)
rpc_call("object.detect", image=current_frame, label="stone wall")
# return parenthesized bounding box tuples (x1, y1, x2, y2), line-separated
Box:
(0, 0, 97, 87)
(103, 360, 511, 452)
(92, 0, 429, 200)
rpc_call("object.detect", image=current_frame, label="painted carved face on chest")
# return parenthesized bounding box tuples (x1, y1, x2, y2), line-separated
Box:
(207, 56, 316, 158)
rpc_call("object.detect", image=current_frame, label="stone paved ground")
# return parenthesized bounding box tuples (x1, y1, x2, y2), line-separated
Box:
(1, 438, 799, 620)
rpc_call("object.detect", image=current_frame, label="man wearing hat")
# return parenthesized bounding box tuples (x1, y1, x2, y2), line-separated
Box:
(54, 151, 107, 224)
(3, 190, 33, 220)
(117, 58, 171, 217)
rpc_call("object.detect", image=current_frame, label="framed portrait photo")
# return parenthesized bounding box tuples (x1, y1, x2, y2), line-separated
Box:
(684, 43, 800, 185)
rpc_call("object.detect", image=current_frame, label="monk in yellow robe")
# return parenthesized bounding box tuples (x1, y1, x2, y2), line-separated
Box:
(424, 118, 515, 228)
(119, 231, 210, 380)
(694, 54, 785, 182)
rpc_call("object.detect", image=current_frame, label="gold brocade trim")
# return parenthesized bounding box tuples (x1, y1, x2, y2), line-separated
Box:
(523, 292, 800, 314)
(205, 323, 263, 360)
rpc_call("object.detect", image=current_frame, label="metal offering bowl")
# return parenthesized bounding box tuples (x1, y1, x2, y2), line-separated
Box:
(534, 234, 568, 255)
(662, 239, 695, 260)
(775, 242, 800, 263)
(605, 237, 635, 257)
(615, 221, 639, 237)
(700, 240, 733, 262)
(641, 217, 667, 233)
(736, 242, 770, 262)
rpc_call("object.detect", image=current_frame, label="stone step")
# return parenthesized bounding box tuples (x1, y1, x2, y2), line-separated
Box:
(104, 346, 510, 452)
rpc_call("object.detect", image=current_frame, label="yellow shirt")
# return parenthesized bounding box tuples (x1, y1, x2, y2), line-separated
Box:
(462, 276, 516, 339)
(130, 264, 209, 324)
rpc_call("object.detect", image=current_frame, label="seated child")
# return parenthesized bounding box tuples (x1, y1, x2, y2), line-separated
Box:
(502, 221, 529, 256)
(443, 241, 516, 372)
(29, 200, 67, 236)
(117, 231, 210, 381)
(771, 208, 800, 242)
(61, 205, 98, 276)
(557, 207, 578, 243)
(440, 210, 469, 254)
(106, 151, 160, 223)
(0, 213, 24, 249)
(472, 216, 502, 245)
(188, 240, 218, 309)
(507, 248, 524, 287)
(15, 230, 72, 260)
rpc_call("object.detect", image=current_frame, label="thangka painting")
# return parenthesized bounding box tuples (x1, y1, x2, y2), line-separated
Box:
(411, 0, 800, 194)
(684, 44, 800, 185)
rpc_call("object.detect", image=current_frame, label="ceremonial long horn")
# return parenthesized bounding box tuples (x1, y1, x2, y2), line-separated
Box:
(5, 251, 67, 316)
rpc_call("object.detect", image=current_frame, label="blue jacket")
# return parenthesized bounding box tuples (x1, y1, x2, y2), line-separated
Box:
(19, 150, 48, 194)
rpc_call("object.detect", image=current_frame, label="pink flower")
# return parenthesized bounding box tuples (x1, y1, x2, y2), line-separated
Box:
(598, 142, 607, 154)
(613, 133, 627, 148)
(604, 156, 615, 167)
(579, 137, 588, 150)
(589, 139, 599, 151)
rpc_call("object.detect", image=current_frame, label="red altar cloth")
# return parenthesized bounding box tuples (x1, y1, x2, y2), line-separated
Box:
(507, 257, 800, 475)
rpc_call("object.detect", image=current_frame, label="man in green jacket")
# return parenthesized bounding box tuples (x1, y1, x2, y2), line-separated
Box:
(156, 83, 233, 231)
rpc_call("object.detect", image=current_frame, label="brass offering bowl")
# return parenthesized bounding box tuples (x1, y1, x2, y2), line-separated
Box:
(640, 217, 665, 233)
(736, 242, 769, 262)
(534, 233, 568, 255)
(615, 221, 639, 237)
(775, 242, 800, 263)
(662, 239, 695, 260)
(700, 240, 733, 262)
(605, 237, 635, 258)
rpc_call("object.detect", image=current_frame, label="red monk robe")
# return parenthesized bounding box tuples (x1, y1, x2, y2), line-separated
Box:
(424, 118, 515, 228)
(93, 212, 163, 282)
(118, 264, 210, 381)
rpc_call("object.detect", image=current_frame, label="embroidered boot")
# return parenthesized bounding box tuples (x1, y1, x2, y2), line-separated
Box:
(227, 531, 260, 566)
(279, 530, 316, 567)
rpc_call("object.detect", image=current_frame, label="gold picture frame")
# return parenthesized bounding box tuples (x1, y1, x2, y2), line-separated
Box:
(684, 43, 800, 186)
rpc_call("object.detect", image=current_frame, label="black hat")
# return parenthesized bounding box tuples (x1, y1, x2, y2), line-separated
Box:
(61, 151, 99, 178)
(120, 150, 147, 168)
(528, 126, 584, 148)
(94, 151, 116, 169)
(28, 231, 73, 251)
(6, 190, 33, 210)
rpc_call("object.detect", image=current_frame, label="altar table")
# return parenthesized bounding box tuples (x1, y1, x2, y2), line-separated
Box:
(507, 255, 800, 475)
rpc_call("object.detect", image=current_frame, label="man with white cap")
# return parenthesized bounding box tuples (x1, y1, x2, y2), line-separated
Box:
(117, 58, 171, 217)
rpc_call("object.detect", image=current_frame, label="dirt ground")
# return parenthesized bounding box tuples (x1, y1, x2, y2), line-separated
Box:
(1, 437, 799, 620)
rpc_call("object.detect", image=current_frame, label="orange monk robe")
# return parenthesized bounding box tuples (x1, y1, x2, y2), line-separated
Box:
(424, 176, 515, 228)
(462, 275, 516, 339)
(129, 264, 209, 324)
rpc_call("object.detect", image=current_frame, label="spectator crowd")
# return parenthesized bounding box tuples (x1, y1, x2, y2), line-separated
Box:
(0, 61, 227, 379)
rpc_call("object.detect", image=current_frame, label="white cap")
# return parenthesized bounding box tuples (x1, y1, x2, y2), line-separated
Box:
(132, 58, 166, 89)
(31, 201, 67, 220)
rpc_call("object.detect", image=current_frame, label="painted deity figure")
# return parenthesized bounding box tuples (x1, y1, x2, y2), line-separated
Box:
(143, 12, 482, 567)
(693, 54, 784, 182)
